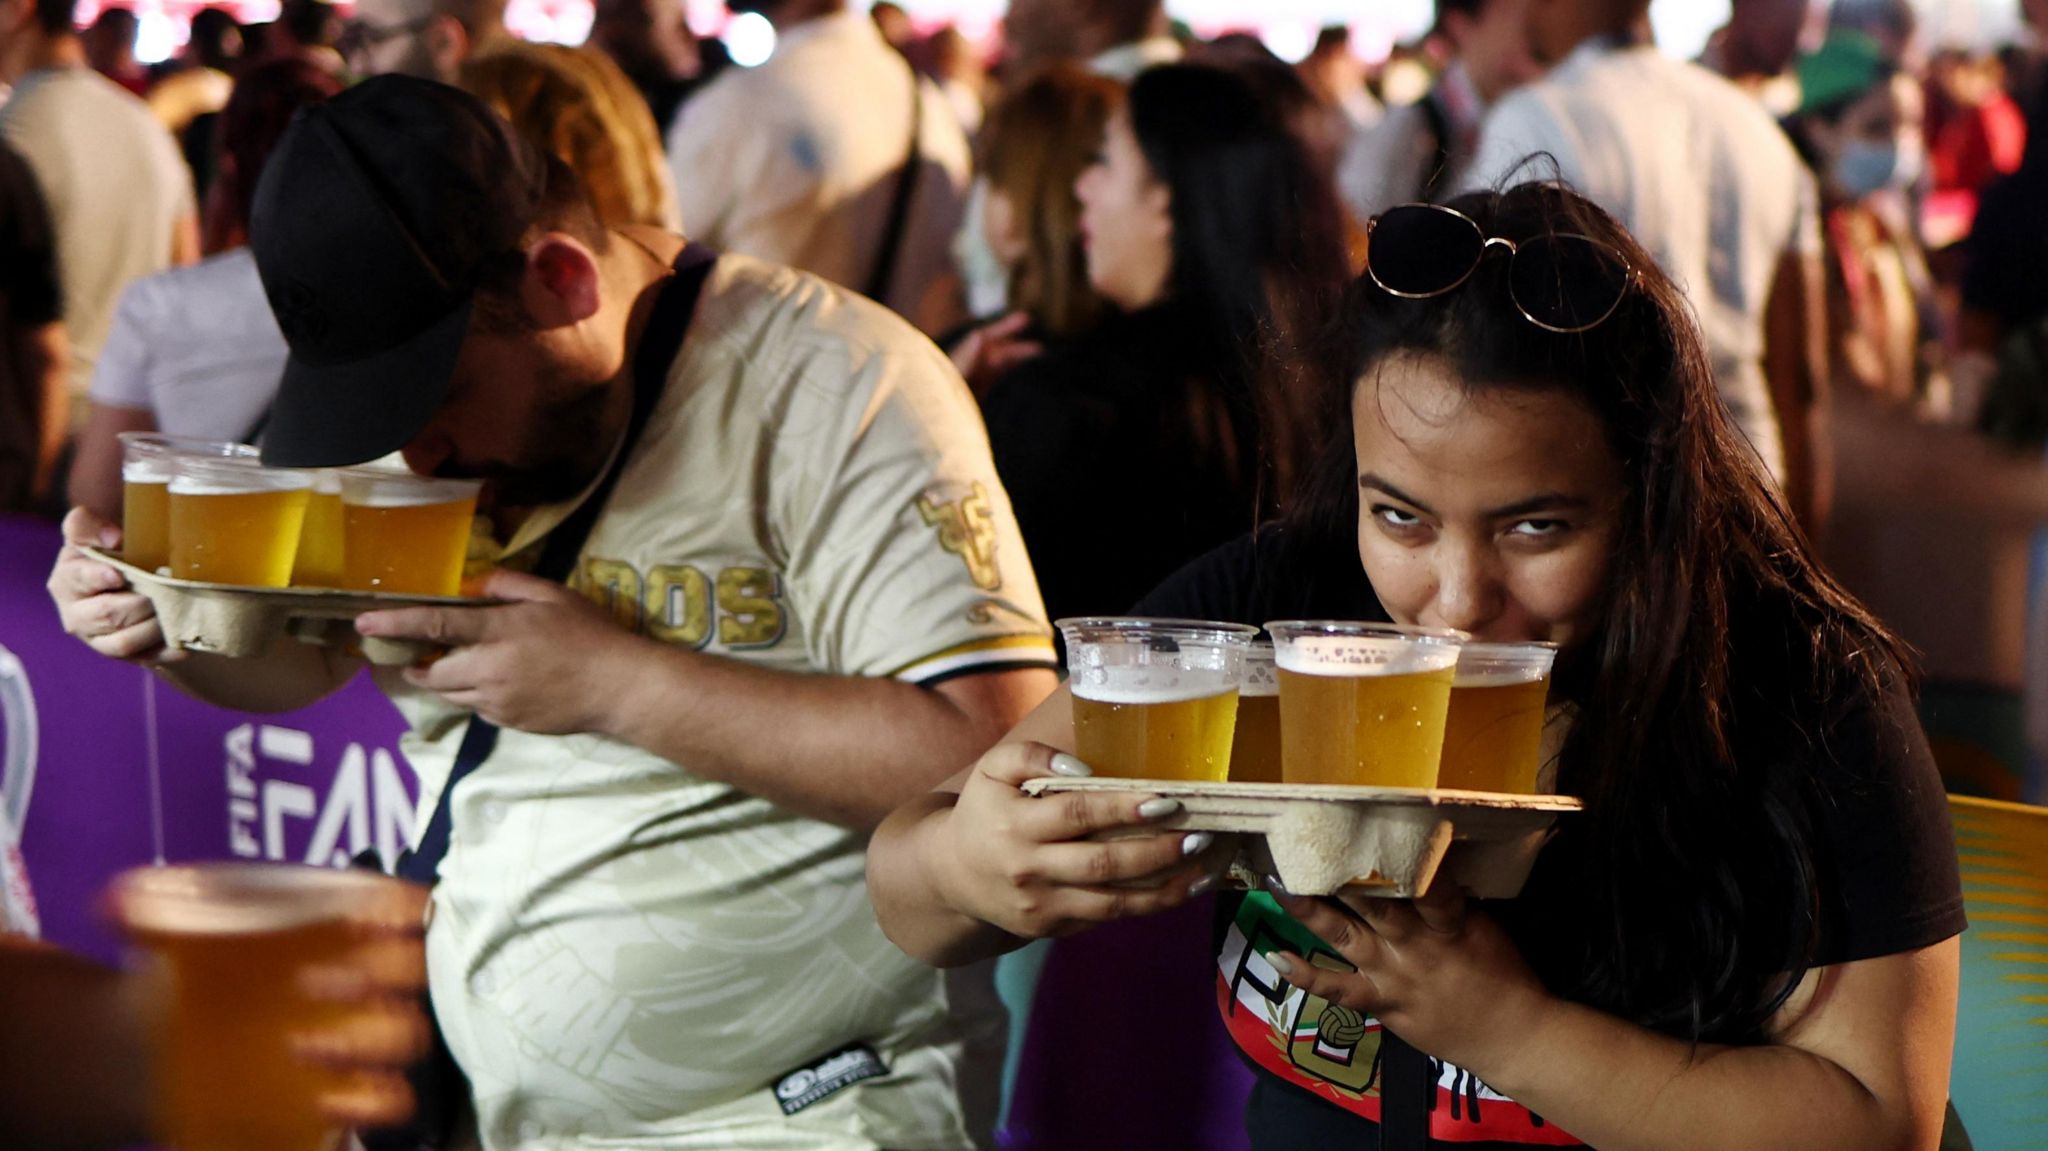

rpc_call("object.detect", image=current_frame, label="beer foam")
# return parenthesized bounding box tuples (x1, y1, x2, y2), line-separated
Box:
(1454, 668, 1547, 688)
(1274, 636, 1460, 677)
(1071, 666, 1235, 705)
(122, 461, 174, 484)
(1239, 678, 1280, 698)
(167, 476, 305, 496)
(347, 487, 471, 509)
(112, 865, 388, 936)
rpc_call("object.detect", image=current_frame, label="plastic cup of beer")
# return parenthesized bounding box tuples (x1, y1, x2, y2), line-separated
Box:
(1438, 642, 1556, 793)
(105, 862, 424, 1151)
(1228, 642, 1283, 783)
(290, 470, 347, 588)
(1267, 620, 1466, 788)
(338, 470, 480, 597)
(167, 456, 314, 587)
(1059, 617, 1259, 783)
(118, 434, 257, 574)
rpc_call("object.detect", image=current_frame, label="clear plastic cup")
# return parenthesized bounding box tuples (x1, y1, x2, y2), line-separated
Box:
(105, 862, 424, 1151)
(167, 456, 314, 587)
(336, 470, 481, 597)
(1229, 642, 1283, 783)
(1265, 620, 1467, 788)
(1440, 642, 1557, 794)
(290, 470, 347, 588)
(1058, 617, 1260, 782)
(117, 433, 258, 574)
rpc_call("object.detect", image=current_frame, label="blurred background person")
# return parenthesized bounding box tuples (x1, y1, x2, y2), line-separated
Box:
(1465, 0, 1829, 531)
(667, 0, 970, 333)
(83, 5, 146, 96)
(1298, 24, 1380, 133)
(1002, 0, 1179, 82)
(869, 0, 916, 56)
(269, 0, 344, 72)
(947, 63, 1118, 394)
(979, 61, 1348, 628)
(1700, 0, 1814, 115)
(0, 0, 199, 455)
(148, 6, 240, 138)
(1961, 86, 2048, 442)
(1922, 45, 2026, 252)
(339, 0, 505, 83)
(0, 135, 63, 516)
(586, 0, 723, 137)
(928, 24, 987, 134)
(1829, 0, 1921, 71)
(66, 58, 338, 522)
(1787, 32, 1945, 412)
(1339, 0, 1539, 224)
(462, 40, 680, 230)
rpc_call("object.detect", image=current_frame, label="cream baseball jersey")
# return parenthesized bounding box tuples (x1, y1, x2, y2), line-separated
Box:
(379, 256, 1054, 1149)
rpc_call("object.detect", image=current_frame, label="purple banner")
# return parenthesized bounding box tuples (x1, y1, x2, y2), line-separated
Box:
(0, 514, 415, 963)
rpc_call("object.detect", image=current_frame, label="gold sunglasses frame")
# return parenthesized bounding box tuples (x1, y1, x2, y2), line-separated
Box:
(1364, 202, 1638, 335)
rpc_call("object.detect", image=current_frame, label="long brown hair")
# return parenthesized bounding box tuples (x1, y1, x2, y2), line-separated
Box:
(1293, 181, 1912, 1042)
(979, 64, 1121, 340)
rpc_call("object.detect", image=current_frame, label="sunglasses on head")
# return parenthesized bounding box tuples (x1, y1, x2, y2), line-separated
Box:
(1364, 203, 1637, 334)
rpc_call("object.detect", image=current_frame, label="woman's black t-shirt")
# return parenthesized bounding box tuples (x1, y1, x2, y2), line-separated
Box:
(1132, 528, 1968, 1149)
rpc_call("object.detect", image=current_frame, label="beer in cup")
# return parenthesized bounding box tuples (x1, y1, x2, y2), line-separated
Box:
(338, 470, 480, 597)
(1059, 618, 1258, 782)
(1439, 642, 1556, 793)
(291, 470, 347, 588)
(1267, 621, 1466, 788)
(118, 434, 257, 574)
(105, 862, 423, 1151)
(167, 456, 314, 587)
(1229, 641, 1283, 783)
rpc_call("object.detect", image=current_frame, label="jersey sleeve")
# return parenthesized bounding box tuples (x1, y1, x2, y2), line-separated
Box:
(777, 312, 1056, 685)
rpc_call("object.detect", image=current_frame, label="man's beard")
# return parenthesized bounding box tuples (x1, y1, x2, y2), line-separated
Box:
(444, 380, 625, 510)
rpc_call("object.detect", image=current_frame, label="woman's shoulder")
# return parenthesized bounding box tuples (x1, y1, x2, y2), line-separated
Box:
(1132, 524, 1385, 628)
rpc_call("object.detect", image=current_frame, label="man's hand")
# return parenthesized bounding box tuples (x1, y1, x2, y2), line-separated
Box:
(354, 570, 639, 735)
(46, 507, 177, 663)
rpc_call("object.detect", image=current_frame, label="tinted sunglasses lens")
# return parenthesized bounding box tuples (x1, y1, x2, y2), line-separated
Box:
(1509, 235, 1630, 332)
(1369, 206, 1484, 296)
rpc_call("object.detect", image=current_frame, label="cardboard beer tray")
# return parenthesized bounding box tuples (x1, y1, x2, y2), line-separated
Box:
(85, 547, 494, 666)
(1021, 777, 1582, 898)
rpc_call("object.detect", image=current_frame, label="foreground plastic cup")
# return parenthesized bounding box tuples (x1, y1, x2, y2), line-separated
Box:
(291, 470, 347, 588)
(1439, 642, 1557, 793)
(167, 456, 313, 587)
(1059, 617, 1260, 782)
(118, 434, 258, 574)
(105, 862, 424, 1151)
(1229, 642, 1283, 783)
(1267, 620, 1466, 788)
(338, 470, 480, 597)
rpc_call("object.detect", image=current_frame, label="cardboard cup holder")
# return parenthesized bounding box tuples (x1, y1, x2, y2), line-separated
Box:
(1021, 777, 1581, 898)
(85, 547, 494, 666)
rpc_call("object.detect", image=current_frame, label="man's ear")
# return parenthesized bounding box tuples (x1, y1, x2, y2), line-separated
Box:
(426, 14, 469, 83)
(522, 233, 605, 327)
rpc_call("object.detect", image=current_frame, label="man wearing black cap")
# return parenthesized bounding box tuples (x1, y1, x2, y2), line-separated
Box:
(50, 75, 1057, 1150)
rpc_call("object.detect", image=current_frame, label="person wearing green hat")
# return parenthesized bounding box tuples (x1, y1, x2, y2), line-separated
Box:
(1787, 31, 1944, 409)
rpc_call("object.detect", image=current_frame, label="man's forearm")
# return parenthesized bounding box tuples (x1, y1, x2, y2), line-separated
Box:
(597, 641, 1029, 830)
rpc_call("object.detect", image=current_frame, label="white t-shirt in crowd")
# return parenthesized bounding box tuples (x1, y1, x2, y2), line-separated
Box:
(88, 247, 283, 440)
(1341, 61, 1486, 224)
(389, 255, 1055, 1150)
(667, 12, 971, 323)
(0, 67, 195, 399)
(1462, 41, 1820, 482)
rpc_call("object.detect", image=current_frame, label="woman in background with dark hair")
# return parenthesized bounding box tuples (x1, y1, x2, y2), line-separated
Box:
(66, 58, 341, 521)
(872, 181, 1962, 1149)
(980, 60, 1350, 629)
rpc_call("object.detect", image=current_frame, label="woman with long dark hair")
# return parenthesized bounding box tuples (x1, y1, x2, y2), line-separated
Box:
(979, 60, 1350, 629)
(871, 181, 1962, 1148)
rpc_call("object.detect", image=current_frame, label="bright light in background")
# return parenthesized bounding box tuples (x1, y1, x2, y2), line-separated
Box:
(136, 8, 178, 63)
(726, 11, 778, 67)
(1261, 23, 1314, 65)
(1650, 0, 1729, 61)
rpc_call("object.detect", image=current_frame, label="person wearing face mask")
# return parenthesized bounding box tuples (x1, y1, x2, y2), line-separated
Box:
(1787, 32, 1946, 410)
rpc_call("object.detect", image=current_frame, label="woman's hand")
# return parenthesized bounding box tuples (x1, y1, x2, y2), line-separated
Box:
(950, 312, 1044, 397)
(1267, 883, 1556, 1073)
(924, 741, 1217, 940)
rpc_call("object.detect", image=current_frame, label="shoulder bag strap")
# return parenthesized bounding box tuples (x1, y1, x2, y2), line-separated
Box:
(862, 57, 924, 304)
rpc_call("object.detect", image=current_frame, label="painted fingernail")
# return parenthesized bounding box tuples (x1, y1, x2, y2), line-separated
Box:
(1181, 831, 1214, 856)
(98, 527, 120, 547)
(1265, 952, 1295, 976)
(1137, 798, 1182, 820)
(1048, 753, 1092, 778)
(1188, 874, 1216, 897)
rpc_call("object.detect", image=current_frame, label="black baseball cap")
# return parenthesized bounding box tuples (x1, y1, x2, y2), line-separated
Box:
(250, 75, 546, 468)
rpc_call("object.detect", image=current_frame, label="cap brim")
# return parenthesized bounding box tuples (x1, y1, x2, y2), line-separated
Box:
(259, 297, 473, 468)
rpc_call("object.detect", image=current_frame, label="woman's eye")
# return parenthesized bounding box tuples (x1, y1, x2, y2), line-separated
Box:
(1373, 505, 1423, 529)
(1508, 519, 1567, 539)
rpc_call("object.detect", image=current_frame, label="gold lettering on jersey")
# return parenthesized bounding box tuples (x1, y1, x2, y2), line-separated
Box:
(646, 564, 714, 648)
(716, 567, 786, 648)
(580, 558, 645, 631)
(916, 483, 1002, 592)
